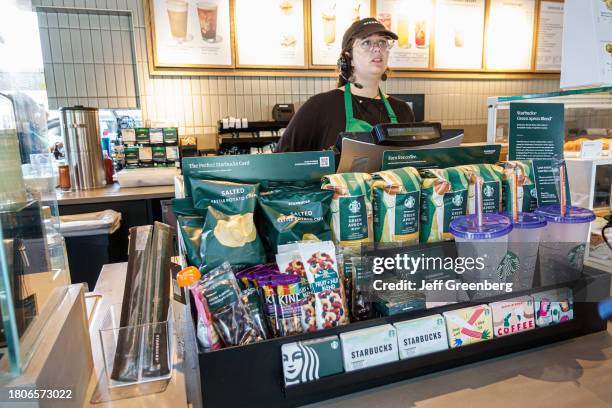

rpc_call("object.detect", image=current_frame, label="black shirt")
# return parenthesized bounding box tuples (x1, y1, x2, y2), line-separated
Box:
(275, 89, 415, 152)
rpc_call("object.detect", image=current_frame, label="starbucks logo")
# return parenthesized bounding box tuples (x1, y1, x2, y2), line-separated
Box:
(331, 340, 339, 349)
(568, 244, 585, 269)
(497, 251, 520, 280)
(484, 185, 494, 198)
(404, 196, 416, 209)
(530, 188, 537, 198)
(452, 194, 464, 207)
(349, 199, 361, 214)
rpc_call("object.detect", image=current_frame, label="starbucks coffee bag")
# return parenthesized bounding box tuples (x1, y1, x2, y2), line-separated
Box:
(371, 167, 422, 244)
(321, 173, 373, 248)
(419, 168, 469, 242)
(454, 164, 503, 214)
(498, 160, 538, 213)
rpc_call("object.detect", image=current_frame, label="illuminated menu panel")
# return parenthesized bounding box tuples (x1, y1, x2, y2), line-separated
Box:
(535, 1, 564, 71)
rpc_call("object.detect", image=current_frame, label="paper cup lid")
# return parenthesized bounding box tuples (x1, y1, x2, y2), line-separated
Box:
(504, 212, 547, 229)
(534, 205, 596, 224)
(449, 214, 513, 240)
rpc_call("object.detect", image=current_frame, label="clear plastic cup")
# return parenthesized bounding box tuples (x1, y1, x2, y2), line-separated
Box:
(450, 214, 513, 300)
(506, 212, 546, 291)
(535, 205, 595, 286)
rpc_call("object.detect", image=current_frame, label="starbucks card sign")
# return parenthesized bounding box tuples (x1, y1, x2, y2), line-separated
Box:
(394, 314, 448, 359)
(281, 335, 343, 386)
(340, 324, 399, 372)
(509, 103, 564, 161)
(490, 296, 536, 338)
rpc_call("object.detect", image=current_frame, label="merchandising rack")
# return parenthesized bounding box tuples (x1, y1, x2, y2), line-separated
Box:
(121, 127, 180, 168)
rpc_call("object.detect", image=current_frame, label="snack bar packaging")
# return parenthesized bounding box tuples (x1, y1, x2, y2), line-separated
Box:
(321, 173, 373, 248)
(454, 164, 503, 214)
(281, 335, 344, 386)
(340, 324, 399, 372)
(371, 167, 422, 244)
(419, 168, 468, 242)
(443, 304, 493, 348)
(394, 314, 448, 359)
(276, 251, 317, 332)
(191, 286, 222, 351)
(490, 296, 535, 338)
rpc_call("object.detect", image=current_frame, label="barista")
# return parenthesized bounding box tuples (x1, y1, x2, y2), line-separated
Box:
(276, 18, 415, 153)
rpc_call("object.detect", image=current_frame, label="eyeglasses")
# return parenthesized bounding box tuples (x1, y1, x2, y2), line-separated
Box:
(355, 38, 395, 52)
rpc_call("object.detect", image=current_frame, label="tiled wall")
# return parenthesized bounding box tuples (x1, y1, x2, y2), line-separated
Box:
(33, 0, 562, 141)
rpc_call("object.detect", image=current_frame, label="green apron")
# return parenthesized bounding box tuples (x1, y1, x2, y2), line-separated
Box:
(343, 83, 398, 132)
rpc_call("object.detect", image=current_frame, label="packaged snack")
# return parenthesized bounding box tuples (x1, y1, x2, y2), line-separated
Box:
(499, 160, 538, 213)
(490, 296, 535, 337)
(340, 324, 399, 372)
(153, 146, 166, 166)
(276, 251, 317, 332)
(135, 127, 150, 144)
(532, 288, 573, 327)
(394, 314, 448, 359)
(374, 285, 426, 316)
(235, 263, 279, 289)
(258, 185, 333, 252)
(124, 147, 139, 168)
(172, 197, 200, 217)
(321, 173, 373, 248)
(371, 167, 422, 243)
(275, 274, 304, 336)
(163, 127, 178, 144)
(190, 179, 259, 215)
(191, 286, 222, 351)
(349, 256, 374, 321)
(281, 335, 343, 386)
(299, 241, 349, 330)
(443, 304, 493, 348)
(150, 128, 164, 144)
(454, 164, 503, 214)
(200, 262, 264, 346)
(241, 287, 270, 339)
(177, 216, 204, 268)
(419, 168, 469, 242)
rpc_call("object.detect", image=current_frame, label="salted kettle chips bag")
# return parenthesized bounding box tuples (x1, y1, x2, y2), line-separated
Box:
(454, 164, 503, 214)
(419, 168, 469, 243)
(371, 167, 422, 244)
(498, 160, 538, 213)
(321, 173, 373, 248)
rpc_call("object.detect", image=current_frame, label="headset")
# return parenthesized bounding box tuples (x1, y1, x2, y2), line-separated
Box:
(337, 50, 388, 89)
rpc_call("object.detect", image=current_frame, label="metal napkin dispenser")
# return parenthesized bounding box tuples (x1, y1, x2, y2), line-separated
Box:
(272, 104, 294, 122)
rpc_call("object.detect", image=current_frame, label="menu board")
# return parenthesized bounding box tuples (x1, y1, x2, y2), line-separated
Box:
(592, 0, 612, 82)
(235, 0, 306, 67)
(535, 1, 564, 71)
(433, 0, 486, 70)
(310, 0, 371, 66)
(485, 0, 535, 70)
(151, 0, 233, 67)
(376, 0, 433, 69)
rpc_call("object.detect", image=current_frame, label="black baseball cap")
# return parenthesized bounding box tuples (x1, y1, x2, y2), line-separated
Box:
(341, 17, 398, 50)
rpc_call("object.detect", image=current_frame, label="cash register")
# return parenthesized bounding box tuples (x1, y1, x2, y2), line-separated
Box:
(335, 122, 464, 173)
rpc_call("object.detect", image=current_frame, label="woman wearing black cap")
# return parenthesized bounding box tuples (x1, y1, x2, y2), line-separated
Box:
(276, 17, 415, 153)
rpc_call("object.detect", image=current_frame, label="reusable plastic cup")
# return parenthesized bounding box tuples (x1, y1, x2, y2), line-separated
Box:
(450, 214, 513, 300)
(535, 205, 595, 286)
(506, 212, 547, 291)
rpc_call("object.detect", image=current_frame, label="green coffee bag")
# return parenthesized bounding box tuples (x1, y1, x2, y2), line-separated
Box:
(498, 160, 538, 213)
(454, 164, 503, 214)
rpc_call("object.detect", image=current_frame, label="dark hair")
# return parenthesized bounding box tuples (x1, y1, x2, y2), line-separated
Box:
(336, 45, 391, 87)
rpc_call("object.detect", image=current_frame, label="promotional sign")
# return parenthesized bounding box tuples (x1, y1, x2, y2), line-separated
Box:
(382, 145, 501, 170)
(394, 314, 448, 359)
(509, 103, 564, 161)
(182, 151, 334, 196)
(531, 159, 572, 206)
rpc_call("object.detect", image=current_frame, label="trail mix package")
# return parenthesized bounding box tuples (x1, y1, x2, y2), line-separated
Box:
(276, 251, 317, 332)
(240, 287, 270, 340)
(321, 173, 373, 248)
(200, 262, 264, 346)
(371, 167, 422, 244)
(348, 256, 374, 321)
(419, 168, 469, 243)
(498, 160, 538, 213)
(299, 241, 349, 330)
(258, 185, 333, 252)
(454, 164, 503, 214)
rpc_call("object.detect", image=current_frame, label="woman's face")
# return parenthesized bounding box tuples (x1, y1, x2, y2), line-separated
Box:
(350, 34, 390, 80)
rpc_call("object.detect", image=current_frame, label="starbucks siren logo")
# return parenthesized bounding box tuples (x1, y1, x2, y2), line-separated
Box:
(404, 196, 416, 209)
(484, 185, 494, 198)
(497, 251, 520, 280)
(331, 340, 339, 349)
(530, 188, 537, 198)
(452, 194, 464, 207)
(349, 199, 361, 214)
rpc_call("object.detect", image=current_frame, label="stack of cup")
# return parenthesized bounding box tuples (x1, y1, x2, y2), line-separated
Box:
(534, 205, 595, 286)
(506, 213, 547, 291)
(450, 213, 513, 300)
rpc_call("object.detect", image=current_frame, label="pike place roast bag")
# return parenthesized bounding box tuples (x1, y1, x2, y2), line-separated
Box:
(321, 173, 373, 248)
(419, 168, 469, 243)
(258, 185, 333, 252)
(454, 164, 503, 214)
(371, 167, 422, 244)
(498, 160, 538, 213)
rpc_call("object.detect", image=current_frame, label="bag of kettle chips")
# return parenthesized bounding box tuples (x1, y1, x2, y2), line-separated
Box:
(177, 216, 204, 268)
(276, 251, 317, 332)
(200, 262, 264, 346)
(454, 164, 503, 214)
(190, 179, 259, 215)
(498, 160, 538, 213)
(371, 167, 422, 244)
(200, 207, 266, 273)
(258, 185, 333, 252)
(394, 314, 448, 359)
(299, 241, 349, 330)
(281, 335, 343, 386)
(419, 168, 469, 243)
(321, 173, 373, 248)
(172, 198, 200, 217)
(340, 324, 399, 372)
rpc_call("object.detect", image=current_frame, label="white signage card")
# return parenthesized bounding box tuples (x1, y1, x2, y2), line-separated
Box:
(153, 0, 233, 67)
(485, 0, 535, 70)
(376, 0, 432, 69)
(235, 0, 306, 67)
(310, 0, 372, 66)
(581, 140, 603, 159)
(433, 0, 486, 70)
(535, 1, 564, 71)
